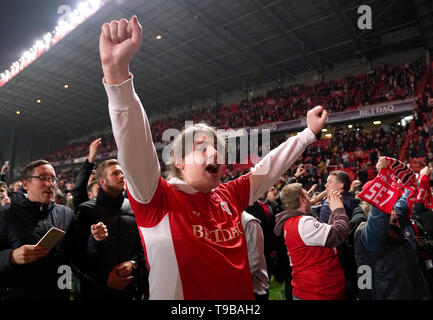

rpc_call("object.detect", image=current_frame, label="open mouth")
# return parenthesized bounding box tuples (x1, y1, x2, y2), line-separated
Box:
(205, 163, 219, 174)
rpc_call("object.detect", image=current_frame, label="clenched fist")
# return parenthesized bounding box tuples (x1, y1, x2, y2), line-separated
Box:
(100, 16, 142, 84)
(91, 222, 108, 241)
(307, 106, 328, 135)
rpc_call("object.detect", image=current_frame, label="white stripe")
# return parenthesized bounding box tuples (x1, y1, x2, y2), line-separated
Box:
(139, 214, 184, 300)
(298, 215, 331, 247)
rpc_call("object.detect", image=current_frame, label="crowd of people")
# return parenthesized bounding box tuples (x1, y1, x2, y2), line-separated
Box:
(31, 56, 426, 173)
(1, 15, 433, 301)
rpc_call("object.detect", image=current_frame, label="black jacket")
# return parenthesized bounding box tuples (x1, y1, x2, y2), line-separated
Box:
(0, 192, 76, 300)
(354, 223, 431, 300)
(72, 159, 95, 211)
(74, 189, 147, 300)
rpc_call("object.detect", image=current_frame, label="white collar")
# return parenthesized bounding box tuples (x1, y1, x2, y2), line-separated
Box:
(167, 177, 215, 195)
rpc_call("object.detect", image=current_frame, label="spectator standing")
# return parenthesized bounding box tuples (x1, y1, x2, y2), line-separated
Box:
(74, 159, 147, 300)
(274, 183, 349, 300)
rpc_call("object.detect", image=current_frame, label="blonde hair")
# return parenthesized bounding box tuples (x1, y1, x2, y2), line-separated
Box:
(279, 183, 305, 210)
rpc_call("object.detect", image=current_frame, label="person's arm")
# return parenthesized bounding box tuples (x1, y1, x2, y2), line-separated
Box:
(359, 205, 390, 254)
(100, 16, 160, 204)
(248, 107, 327, 205)
(298, 192, 349, 248)
(72, 160, 95, 210)
(359, 157, 393, 254)
(325, 191, 350, 247)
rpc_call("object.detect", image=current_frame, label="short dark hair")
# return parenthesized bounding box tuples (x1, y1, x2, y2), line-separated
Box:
(329, 170, 351, 192)
(22, 160, 50, 180)
(87, 179, 99, 193)
(96, 159, 120, 181)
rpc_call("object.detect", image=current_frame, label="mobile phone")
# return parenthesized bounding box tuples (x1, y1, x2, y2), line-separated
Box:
(36, 227, 66, 249)
(4, 161, 9, 165)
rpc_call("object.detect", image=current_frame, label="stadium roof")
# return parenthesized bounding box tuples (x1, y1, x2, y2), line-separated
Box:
(0, 0, 431, 139)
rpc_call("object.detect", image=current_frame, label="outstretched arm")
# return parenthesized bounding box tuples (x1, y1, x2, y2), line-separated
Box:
(100, 16, 160, 203)
(248, 106, 327, 205)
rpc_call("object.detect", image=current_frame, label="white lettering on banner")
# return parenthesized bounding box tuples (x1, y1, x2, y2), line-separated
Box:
(192, 222, 244, 243)
(359, 105, 394, 116)
(358, 265, 372, 290)
(362, 182, 395, 207)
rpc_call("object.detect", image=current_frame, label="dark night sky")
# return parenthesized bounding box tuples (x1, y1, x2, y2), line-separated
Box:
(0, 0, 78, 72)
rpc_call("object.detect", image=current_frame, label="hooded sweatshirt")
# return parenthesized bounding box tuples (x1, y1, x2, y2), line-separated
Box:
(274, 206, 349, 300)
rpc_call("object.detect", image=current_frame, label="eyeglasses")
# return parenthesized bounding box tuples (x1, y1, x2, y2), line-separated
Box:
(27, 175, 59, 184)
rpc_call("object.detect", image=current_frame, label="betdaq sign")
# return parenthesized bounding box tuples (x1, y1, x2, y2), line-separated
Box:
(248, 99, 415, 133)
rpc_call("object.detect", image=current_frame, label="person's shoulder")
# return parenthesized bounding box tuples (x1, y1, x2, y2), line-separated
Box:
(53, 203, 75, 215)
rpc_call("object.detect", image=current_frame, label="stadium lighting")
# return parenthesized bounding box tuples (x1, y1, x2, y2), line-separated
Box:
(156, 35, 163, 40)
(64, 84, 69, 88)
(322, 128, 328, 132)
(373, 121, 381, 125)
(16, 110, 21, 115)
(325, 133, 332, 138)
(0, 0, 108, 88)
(36, 99, 42, 103)
(348, 124, 353, 129)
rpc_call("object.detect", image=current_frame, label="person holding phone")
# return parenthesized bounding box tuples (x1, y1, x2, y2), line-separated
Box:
(0, 160, 106, 300)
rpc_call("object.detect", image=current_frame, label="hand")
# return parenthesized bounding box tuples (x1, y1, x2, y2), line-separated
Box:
(91, 222, 108, 241)
(376, 157, 388, 171)
(295, 165, 306, 178)
(350, 180, 361, 192)
(115, 261, 135, 277)
(88, 138, 102, 163)
(307, 106, 328, 135)
(420, 166, 431, 178)
(10, 244, 50, 264)
(107, 268, 134, 291)
(328, 190, 344, 211)
(1, 195, 11, 207)
(1, 163, 8, 175)
(100, 16, 142, 84)
(307, 184, 318, 196)
(310, 190, 327, 205)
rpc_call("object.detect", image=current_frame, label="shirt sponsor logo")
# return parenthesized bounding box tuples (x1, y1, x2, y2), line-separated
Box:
(220, 201, 232, 215)
(191, 222, 243, 243)
(313, 222, 320, 229)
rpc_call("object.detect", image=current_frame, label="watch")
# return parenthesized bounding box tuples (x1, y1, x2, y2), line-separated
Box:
(130, 260, 137, 269)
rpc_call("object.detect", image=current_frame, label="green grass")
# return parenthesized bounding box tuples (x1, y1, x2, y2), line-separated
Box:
(269, 276, 286, 300)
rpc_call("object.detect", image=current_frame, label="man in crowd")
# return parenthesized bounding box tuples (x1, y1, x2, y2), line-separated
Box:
(314, 170, 360, 223)
(274, 183, 349, 300)
(0, 160, 97, 299)
(0, 182, 10, 207)
(74, 159, 147, 300)
(354, 157, 431, 299)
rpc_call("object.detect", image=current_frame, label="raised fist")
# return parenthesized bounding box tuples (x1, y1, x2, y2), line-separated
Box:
(306, 106, 328, 135)
(100, 16, 142, 84)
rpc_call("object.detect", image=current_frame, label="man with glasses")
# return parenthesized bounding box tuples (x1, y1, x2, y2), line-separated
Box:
(0, 160, 104, 300)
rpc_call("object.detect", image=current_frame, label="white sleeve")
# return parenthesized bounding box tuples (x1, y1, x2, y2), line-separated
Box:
(298, 215, 331, 247)
(104, 75, 160, 204)
(248, 128, 316, 205)
(244, 220, 265, 274)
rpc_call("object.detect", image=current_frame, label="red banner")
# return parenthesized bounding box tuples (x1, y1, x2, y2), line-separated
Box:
(359, 168, 402, 214)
